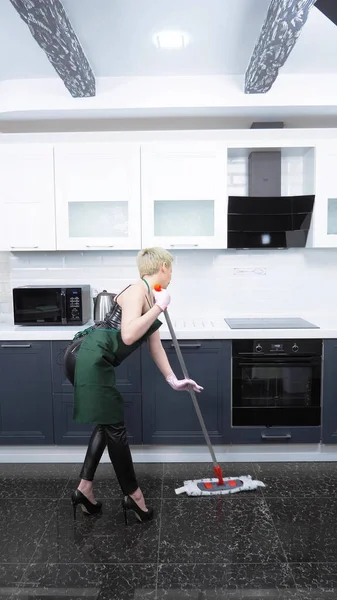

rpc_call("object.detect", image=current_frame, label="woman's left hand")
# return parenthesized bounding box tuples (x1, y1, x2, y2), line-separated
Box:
(166, 373, 203, 392)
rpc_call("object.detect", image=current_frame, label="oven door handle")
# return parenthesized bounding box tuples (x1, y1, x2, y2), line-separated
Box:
(261, 433, 292, 441)
(236, 360, 319, 367)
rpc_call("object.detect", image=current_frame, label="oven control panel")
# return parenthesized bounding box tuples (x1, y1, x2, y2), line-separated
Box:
(233, 339, 322, 357)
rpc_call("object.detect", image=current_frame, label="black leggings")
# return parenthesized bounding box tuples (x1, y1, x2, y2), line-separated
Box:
(80, 423, 138, 496)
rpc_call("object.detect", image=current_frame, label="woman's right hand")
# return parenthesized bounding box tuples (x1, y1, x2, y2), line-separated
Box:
(166, 373, 203, 392)
(153, 287, 171, 311)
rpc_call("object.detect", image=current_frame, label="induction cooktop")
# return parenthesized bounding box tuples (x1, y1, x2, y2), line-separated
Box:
(224, 318, 319, 329)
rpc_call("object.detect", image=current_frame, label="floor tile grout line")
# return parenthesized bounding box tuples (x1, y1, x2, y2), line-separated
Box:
(18, 473, 73, 578)
(263, 497, 297, 587)
(2, 560, 314, 567)
(6, 475, 72, 592)
(9, 493, 337, 500)
(155, 463, 165, 598)
(2, 560, 307, 565)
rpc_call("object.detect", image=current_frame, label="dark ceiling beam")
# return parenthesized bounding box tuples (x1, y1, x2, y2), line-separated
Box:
(315, 0, 337, 26)
(9, 0, 95, 98)
(245, 0, 316, 94)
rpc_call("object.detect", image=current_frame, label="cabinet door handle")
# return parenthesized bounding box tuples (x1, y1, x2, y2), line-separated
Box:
(85, 245, 114, 248)
(10, 246, 39, 249)
(261, 434, 291, 441)
(1, 344, 32, 348)
(170, 343, 201, 348)
(169, 244, 199, 248)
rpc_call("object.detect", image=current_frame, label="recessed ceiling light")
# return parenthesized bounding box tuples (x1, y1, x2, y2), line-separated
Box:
(153, 30, 190, 50)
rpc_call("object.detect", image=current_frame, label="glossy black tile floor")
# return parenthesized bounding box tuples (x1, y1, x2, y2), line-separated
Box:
(1, 461, 337, 598)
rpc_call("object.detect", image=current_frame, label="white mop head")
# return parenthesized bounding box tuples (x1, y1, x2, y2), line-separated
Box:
(175, 475, 265, 496)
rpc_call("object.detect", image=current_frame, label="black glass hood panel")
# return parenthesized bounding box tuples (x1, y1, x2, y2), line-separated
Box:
(227, 194, 314, 249)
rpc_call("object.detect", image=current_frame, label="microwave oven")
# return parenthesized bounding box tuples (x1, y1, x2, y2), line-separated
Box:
(12, 285, 91, 326)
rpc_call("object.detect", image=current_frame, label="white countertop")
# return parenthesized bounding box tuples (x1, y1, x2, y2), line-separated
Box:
(0, 315, 337, 341)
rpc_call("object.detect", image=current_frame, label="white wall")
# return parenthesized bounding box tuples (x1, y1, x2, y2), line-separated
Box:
(0, 252, 10, 319)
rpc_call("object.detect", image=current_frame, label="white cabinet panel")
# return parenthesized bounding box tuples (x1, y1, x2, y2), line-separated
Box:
(0, 144, 56, 251)
(313, 142, 337, 247)
(54, 143, 141, 250)
(141, 143, 227, 249)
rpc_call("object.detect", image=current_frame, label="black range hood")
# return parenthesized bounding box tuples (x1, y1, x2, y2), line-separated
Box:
(227, 194, 314, 249)
(227, 148, 314, 249)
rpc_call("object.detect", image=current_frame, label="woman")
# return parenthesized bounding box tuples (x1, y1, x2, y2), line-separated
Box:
(64, 247, 202, 525)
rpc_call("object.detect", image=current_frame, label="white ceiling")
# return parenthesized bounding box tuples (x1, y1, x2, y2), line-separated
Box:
(0, 0, 336, 81)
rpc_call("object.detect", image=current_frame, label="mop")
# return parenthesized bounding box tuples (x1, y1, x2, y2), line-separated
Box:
(154, 285, 265, 497)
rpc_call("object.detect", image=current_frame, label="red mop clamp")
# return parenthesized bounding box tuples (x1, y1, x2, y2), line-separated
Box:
(214, 465, 224, 486)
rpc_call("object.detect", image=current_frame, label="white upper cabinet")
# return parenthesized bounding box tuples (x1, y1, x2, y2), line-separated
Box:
(312, 142, 337, 247)
(54, 143, 141, 250)
(0, 144, 56, 251)
(141, 142, 228, 249)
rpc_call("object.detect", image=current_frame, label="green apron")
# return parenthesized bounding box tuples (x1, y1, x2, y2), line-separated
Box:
(73, 319, 162, 425)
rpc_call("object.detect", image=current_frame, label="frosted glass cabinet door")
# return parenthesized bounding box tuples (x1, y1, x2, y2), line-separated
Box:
(0, 144, 56, 251)
(54, 144, 141, 250)
(141, 143, 227, 249)
(314, 144, 337, 247)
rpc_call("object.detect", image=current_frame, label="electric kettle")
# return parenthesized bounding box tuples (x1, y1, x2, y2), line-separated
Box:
(93, 290, 115, 323)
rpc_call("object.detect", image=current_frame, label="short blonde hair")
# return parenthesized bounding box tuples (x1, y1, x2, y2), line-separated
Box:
(137, 247, 174, 278)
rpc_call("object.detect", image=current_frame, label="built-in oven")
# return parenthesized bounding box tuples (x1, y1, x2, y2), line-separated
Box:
(232, 339, 322, 439)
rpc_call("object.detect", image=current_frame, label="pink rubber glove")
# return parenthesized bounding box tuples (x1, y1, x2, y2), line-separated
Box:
(166, 373, 203, 393)
(153, 287, 171, 311)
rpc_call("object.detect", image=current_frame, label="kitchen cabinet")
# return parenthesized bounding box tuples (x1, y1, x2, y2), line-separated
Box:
(312, 142, 337, 247)
(54, 143, 141, 250)
(321, 339, 337, 444)
(0, 144, 56, 251)
(141, 142, 228, 249)
(0, 341, 54, 444)
(229, 426, 321, 444)
(141, 340, 231, 444)
(51, 341, 142, 444)
(1, 335, 334, 448)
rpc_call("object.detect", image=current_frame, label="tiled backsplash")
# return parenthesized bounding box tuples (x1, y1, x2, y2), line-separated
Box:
(1, 248, 337, 322)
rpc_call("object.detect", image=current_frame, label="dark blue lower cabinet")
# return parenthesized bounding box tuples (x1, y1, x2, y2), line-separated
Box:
(53, 392, 142, 445)
(0, 341, 54, 445)
(51, 340, 73, 394)
(51, 342, 142, 445)
(123, 393, 142, 445)
(322, 339, 337, 444)
(53, 392, 93, 445)
(51, 341, 142, 394)
(51, 341, 93, 445)
(142, 340, 231, 445)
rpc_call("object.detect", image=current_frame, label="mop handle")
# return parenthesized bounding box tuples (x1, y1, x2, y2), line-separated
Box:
(154, 285, 223, 483)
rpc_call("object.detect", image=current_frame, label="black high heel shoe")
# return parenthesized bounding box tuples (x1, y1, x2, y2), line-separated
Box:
(122, 496, 154, 525)
(71, 489, 102, 520)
